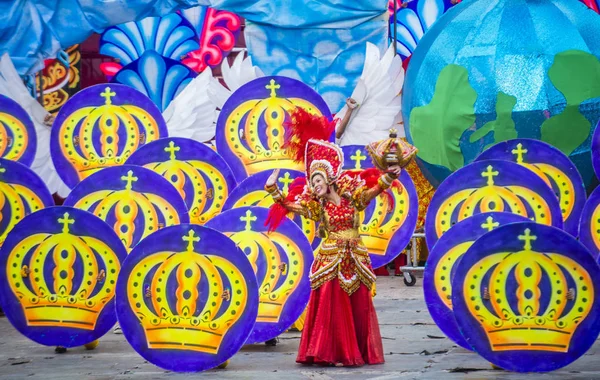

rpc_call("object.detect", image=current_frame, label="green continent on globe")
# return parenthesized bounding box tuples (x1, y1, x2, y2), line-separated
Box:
(469, 91, 517, 149)
(409, 64, 477, 171)
(542, 50, 600, 155)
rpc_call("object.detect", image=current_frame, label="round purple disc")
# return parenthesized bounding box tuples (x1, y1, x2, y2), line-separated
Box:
(578, 186, 600, 261)
(452, 222, 600, 372)
(0, 206, 127, 347)
(115, 224, 258, 372)
(205, 206, 313, 344)
(215, 76, 332, 182)
(476, 138, 585, 237)
(424, 159, 563, 250)
(0, 158, 55, 246)
(125, 137, 237, 225)
(50, 84, 168, 189)
(63, 165, 189, 252)
(0, 94, 37, 166)
(423, 212, 530, 350)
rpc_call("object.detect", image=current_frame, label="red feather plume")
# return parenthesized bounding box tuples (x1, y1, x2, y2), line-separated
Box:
(283, 107, 337, 163)
(265, 177, 308, 233)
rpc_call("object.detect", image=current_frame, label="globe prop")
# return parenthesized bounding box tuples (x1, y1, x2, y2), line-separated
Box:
(63, 165, 189, 252)
(403, 0, 600, 188)
(215, 76, 332, 182)
(0, 95, 37, 166)
(115, 224, 258, 372)
(424, 159, 563, 249)
(0, 159, 54, 247)
(423, 212, 530, 350)
(476, 139, 586, 237)
(126, 137, 237, 225)
(452, 222, 600, 372)
(205, 206, 313, 344)
(50, 84, 168, 189)
(0, 207, 127, 347)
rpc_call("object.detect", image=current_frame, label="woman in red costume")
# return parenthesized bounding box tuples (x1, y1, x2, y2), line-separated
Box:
(264, 107, 403, 367)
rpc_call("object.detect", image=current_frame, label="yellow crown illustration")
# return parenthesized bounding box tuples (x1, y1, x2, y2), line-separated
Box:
(223, 79, 324, 176)
(224, 210, 304, 323)
(127, 229, 247, 354)
(358, 179, 409, 256)
(230, 171, 317, 244)
(463, 228, 593, 353)
(435, 165, 553, 238)
(72, 169, 183, 251)
(58, 86, 162, 181)
(510, 143, 575, 222)
(0, 111, 29, 161)
(142, 141, 230, 225)
(0, 163, 46, 246)
(6, 212, 121, 330)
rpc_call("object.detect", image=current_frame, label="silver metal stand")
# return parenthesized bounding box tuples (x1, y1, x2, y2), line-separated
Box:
(399, 232, 426, 286)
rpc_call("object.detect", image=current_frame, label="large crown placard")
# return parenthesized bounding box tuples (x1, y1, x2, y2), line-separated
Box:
(425, 159, 563, 249)
(222, 169, 320, 249)
(476, 139, 586, 237)
(452, 222, 600, 372)
(205, 206, 313, 344)
(423, 212, 530, 350)
(577, 186, 600, 260)
(0, 95, 37, 166)
(64, 165, 189, 252)
(342, 146, 419, 269)
(0, 159, 54, 247)
(115, 224, 258, 372)
(0, 207, 127, 347)
(126, 137, 237, 225)
(215, 76, 333, 182)
(50, 84, 168, 189)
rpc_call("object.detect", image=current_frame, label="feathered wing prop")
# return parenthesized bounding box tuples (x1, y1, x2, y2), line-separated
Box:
(336, 42, 405, 146)
(0, 54, 70, 197)
(208, 54, 265, 110)
(162, 68, 218, 142)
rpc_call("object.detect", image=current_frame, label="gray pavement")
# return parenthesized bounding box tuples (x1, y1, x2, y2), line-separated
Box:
(1, 276, 599, 379)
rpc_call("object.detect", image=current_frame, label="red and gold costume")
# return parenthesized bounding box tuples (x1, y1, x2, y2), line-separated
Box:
(265, 109, 402, 366)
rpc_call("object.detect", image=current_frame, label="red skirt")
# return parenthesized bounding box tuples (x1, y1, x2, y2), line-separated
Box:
(296, 280, 385, 366)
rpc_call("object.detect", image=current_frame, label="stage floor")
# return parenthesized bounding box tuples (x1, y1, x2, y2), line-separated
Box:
(0, 276, 598, 379)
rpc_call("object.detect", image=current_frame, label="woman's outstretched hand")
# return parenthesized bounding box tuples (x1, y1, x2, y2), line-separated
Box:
(388, 165, 401, 177)
(266, 168, 280, 187)
(346, 97, 359, 110)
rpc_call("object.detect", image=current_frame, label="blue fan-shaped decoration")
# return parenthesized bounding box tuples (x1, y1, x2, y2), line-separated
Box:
(389, 0, 457, 60)
(112, 50, 196, 111)
(100, 13, 199, 66)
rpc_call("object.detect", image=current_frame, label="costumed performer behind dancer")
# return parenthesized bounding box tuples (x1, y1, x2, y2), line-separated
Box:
(264, 105, 415, 366)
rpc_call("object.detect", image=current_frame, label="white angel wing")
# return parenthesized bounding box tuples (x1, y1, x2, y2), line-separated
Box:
(337, 42, 405, 146)
(208, 53, 265, 109)
(0, 53, 70, 198)
(162, 69, 219, 142)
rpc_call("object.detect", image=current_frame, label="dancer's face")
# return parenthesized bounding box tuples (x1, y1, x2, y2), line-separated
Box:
(311, 174, 327, 198)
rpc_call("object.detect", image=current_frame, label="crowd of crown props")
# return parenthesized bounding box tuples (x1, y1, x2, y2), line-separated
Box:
(0, 41, 421, 372)
(3, 17, 600, 375)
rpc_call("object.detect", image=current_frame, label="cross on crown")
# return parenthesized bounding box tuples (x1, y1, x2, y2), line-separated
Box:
(511, 143, 528, 164)
(121, 170, 138, 190)
(240, 210, 257, 231)
(58, 212, 75, 233)
(351, 149, 367, 170)
(481, 216, 500, 232)
(182, 229, 200, 252)
(265, 79, 281, 98)
(518, 228, 537, 250)
(164, 141, 181, 161)
(481, 165, 499, 186)
(278, 172, 294, 193)
(101, 87, 116, 105)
